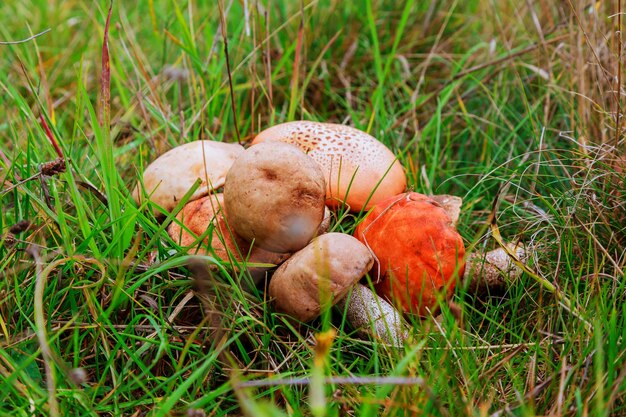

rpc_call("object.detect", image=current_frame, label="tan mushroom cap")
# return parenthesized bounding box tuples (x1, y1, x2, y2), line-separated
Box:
(167, 194, 290, 282)
(268, 233, 374, 322)
(224, 142, 326, 253)
(133, 140, 244, 214)
(252, 121, 407, 211)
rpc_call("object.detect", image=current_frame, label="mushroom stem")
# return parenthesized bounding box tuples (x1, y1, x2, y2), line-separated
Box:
(336, 284, 410, 347)
(464, 243, 527, 292)
(337, 243, 528, 346)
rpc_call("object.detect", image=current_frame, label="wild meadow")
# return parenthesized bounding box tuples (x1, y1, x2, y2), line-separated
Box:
(0, 1, 624, 415)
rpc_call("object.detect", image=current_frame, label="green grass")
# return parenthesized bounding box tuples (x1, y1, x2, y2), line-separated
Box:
(1, 0, 625, 416)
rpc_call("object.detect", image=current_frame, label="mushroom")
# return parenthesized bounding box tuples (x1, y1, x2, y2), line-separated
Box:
(252, 121, 406, 211)
(224, 142, 326, 253)
(336, 244, 527, 346)
(354, 192, 466, 316)
(133, 140, 244, 214)
(465, 243, 527, 293)
(268, 233, 374, 322)
(167, 193, 290, 283)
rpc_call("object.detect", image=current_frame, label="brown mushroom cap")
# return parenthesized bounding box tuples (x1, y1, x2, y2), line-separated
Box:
(252, 121, 407, 211)
(133, 140, 244, 213)
(167, 194, 290, 282)
(224, 142, 326, 253)
(268, 233, 374, 322)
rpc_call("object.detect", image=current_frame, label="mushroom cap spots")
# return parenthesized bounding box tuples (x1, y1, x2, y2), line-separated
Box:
(354, 192, 466, 316)
(224, 142, 326, 253)
(268, 233, 374, 322)
(133, 140, 244, 214)
(252, 121, 406, 211)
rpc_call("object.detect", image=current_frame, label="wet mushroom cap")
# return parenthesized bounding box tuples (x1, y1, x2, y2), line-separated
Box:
(268, 233, 374, 322)
(133, 140, 244, 214)
(354, 192, 466, 316)
(167, 194, 290, 281)
(224, 142, 326, 253)
(252, 121, 406, 211)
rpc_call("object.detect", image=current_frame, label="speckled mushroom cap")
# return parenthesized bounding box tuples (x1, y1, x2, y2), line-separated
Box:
(252, 121, 406, 211)
(268, 233, 374, 322)
(133, 140, 244, 214)
(167, 193, 290, 282)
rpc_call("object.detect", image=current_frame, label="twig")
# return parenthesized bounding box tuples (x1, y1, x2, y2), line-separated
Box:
(287, 2, 305, 121)
(488, 188, 592, 332)
(76, 181, 108, 205)
(453, 33, 568, 80)
(218, 0, 242, 145)
(565, 0, 618, 113)
(614, 0, 623, 149)
(39, 116, 64, 160)
(235, 375, 425, 388)
(263, 8, 273, 109)
(28, 245, 59, 417)
(0, 29, 51, 45)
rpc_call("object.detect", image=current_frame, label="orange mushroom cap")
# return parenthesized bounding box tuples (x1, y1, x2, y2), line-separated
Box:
(354, 192, 466, 316)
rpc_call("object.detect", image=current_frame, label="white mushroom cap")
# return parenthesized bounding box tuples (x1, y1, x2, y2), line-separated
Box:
(252, 121, 406, 211)
(268, 233, 374, 322)
(133, 140, 244, 214)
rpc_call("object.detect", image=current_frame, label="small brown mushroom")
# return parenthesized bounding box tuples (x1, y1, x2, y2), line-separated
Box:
(133, 140, 244, 214)
(268, 233, 374, 322)
(224, 142, 326, 253)
(167, 194, 290, 283)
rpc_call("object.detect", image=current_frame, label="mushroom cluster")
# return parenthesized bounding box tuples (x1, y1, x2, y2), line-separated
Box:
(133, 121, 524, 346)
